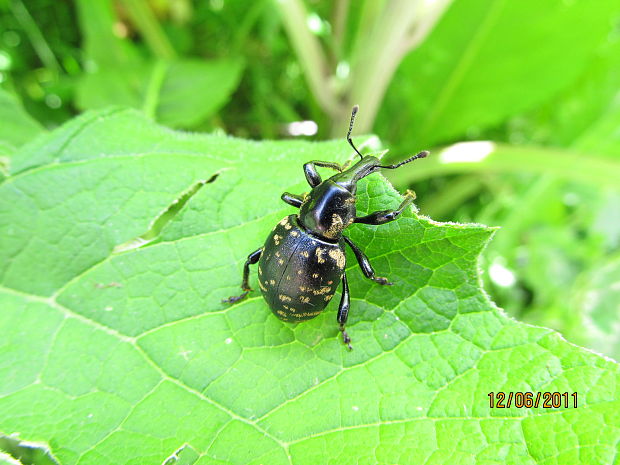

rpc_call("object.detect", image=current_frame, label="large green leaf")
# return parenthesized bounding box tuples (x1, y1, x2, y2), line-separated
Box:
(1, 109, 619, 465)
(378, 0, 620, 150)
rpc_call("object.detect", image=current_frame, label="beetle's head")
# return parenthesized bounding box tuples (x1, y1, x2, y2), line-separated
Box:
(334, 150, 428, 195)
(343, 105, 429, 190)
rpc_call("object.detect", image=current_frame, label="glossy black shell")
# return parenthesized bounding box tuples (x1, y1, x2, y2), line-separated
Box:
(257, 215, 346, 322)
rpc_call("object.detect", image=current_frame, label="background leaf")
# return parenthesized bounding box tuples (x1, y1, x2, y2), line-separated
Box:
(1, 110, 618, 464)
(378, 0, 620, 150)
(75, 58, 244, 128)
(74, 0, 243, 129)
(0, 88, 44, 148)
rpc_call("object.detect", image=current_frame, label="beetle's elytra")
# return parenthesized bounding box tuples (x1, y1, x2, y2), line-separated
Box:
(224, 105, 428, 349)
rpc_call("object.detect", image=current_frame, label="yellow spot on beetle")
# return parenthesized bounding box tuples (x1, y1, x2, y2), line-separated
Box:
(313, 286, 332, 295)
(278, 259, 284, 265)
(298, 311, 320, 318)
(326, 214, 344, 238)
(273, 234, 282, 245)
(312, 273, 319, 279)
(301, 251, 309, 258)
(315, 248, 326, 264)
(328, 249, 346, 269)
(290, 230, 299, 237)
(279, 294, 292, 302)
(269, 279, 276, 285)
(300, 296, 310, 304)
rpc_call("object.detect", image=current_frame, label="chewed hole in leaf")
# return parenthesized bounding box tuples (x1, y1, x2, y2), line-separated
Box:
(0, 436, 59, 465)
(113, 173, 219, 253)
(161, 443, 199, 465)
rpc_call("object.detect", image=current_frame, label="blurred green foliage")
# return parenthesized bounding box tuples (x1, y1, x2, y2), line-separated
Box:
(1, 0, 619, 364)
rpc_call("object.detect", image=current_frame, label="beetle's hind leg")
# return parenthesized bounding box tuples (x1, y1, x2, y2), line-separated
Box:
(343, 236, 393, 285)
(337, 271, 353, 350)
(222, 247, 262, 304)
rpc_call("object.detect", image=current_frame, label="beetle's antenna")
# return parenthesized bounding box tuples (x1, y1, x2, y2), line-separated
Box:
(378, 150, 429, 169)
(347, 105, 364, 160)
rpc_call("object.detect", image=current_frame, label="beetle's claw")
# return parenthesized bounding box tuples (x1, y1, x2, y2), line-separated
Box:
(222, 290, 250, 304)
(339, 325, 353, 351)
(374, 276, 393, 286)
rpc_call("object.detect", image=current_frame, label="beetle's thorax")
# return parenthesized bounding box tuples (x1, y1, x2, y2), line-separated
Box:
(298, 156, 383, 241)
(298, 180, 356, 241)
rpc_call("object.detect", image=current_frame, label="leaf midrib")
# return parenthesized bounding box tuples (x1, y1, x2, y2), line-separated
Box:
(415, 0, 507, 139)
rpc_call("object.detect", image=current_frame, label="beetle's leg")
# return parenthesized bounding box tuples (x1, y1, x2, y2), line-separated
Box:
(222, 247, 263, 304)
(281, 192, 304, 208)
(343, 236, 393, 285)
(353, 190, 415, 225)
(304, 161, 345, 187)
(337, 271, 353, 350)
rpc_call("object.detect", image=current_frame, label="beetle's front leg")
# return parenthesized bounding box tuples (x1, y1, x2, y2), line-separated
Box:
(281, 192, 305, 208)
(304, 161, 345, 187)
(222, 247, 262, 304)
(353, 190, 415, 225)
(337, 271, 353, 350)
(343, 236, 392, 285)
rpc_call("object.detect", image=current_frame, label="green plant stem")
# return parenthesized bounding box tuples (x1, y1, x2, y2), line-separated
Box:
(118, 0, 177, 60)
(346, 0, 421, 134)
(276, 0, 451, 134)
(386, 143, 620, 188)
(232, 0, 268, 54)
(331, 0, 350, 58)
(337, 0, 452, 136)
(274, 0, 339, 118)
(10, 0, 61, 72)
(142, 61, 168, 119)
(349, 0, 387, 62)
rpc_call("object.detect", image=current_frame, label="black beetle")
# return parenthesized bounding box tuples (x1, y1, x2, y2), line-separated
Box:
(224, 106, 428, 349)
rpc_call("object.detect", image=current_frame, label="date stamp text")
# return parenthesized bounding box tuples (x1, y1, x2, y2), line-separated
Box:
(488, 392, 578, 409)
